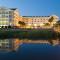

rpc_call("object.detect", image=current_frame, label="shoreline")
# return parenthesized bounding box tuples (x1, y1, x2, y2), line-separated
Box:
(0, 28, 58, 40)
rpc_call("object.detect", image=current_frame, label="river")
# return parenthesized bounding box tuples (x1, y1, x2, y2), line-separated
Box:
(0, 39, 60, 60)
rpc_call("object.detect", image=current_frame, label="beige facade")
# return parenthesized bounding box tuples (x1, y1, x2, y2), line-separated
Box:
(0, 7, 20, 28)
(20, 15, 59, 28)
(0, 7, 59, 28)
(13, 9, 20, 27)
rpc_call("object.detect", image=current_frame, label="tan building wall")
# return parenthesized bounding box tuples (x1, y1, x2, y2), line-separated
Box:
(0, 7, 59, 28)
(0, 7, 20, 28)
(19, 15, 59, 28)
(13, 9, 20, 27)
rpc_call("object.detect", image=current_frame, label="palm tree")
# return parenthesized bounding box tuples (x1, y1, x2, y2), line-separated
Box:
(53, 20, 60, 41)
(54, 20, 60, 27)
(18, 21, 26, 28)
(44, 23, 50, 26)
(56, 20, 60, 25)
(53, 20, 60, 33)
(48, 16, 54, 26)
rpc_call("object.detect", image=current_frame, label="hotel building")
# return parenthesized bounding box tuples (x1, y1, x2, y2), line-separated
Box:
(20, 15, 59, 28)
(0, 7, 20, 28)
(0, 6, 59, 28)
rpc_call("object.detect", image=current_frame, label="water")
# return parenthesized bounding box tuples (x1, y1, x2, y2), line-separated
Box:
(0, 39, 60, 60)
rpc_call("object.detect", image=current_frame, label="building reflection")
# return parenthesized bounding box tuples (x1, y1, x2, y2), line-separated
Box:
(0, 39, 21, 52)
(0, 38, 60, 52)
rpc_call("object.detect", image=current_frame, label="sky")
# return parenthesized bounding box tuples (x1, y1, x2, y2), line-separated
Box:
(0, 0, 60, 18)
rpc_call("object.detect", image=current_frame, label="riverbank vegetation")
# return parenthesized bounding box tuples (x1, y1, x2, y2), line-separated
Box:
(0, 29, 58, 40)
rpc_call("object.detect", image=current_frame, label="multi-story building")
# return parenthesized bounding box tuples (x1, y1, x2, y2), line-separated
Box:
(20, 15, 59, 28)
(0, 7, 20, 28)
(0, 6, 59, 28)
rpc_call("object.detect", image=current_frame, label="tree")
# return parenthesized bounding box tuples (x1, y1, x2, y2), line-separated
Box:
(18, 21, 26, 28)
(53, 20, 60, 33)
(56, 20, 60, 25)
(44, 23, 50, 26)
(49, 16, 54, 25)
(8, 25, 11, 28)
(54, 20, 60, 27)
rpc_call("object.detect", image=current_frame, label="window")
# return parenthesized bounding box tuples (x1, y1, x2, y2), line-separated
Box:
(6, 15, 9, 18)
(41, 19, 42, 20)
(35, 19, 36, 20)
(5, 12, 9, 14)
(9, 15, 12, 18)
(38, 20, 39, 22)
(2, 14, 5, 17)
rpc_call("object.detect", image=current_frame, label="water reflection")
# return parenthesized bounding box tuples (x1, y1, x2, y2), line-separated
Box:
(0, 38, 60, 60)
(0, 39, 21, 52)
(0, 38, 60, 52)
(20, 39, 60, 46)
(0, 43, 60, 60)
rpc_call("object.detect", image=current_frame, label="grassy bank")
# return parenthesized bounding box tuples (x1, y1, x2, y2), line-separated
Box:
(0, 29, 58, 40)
